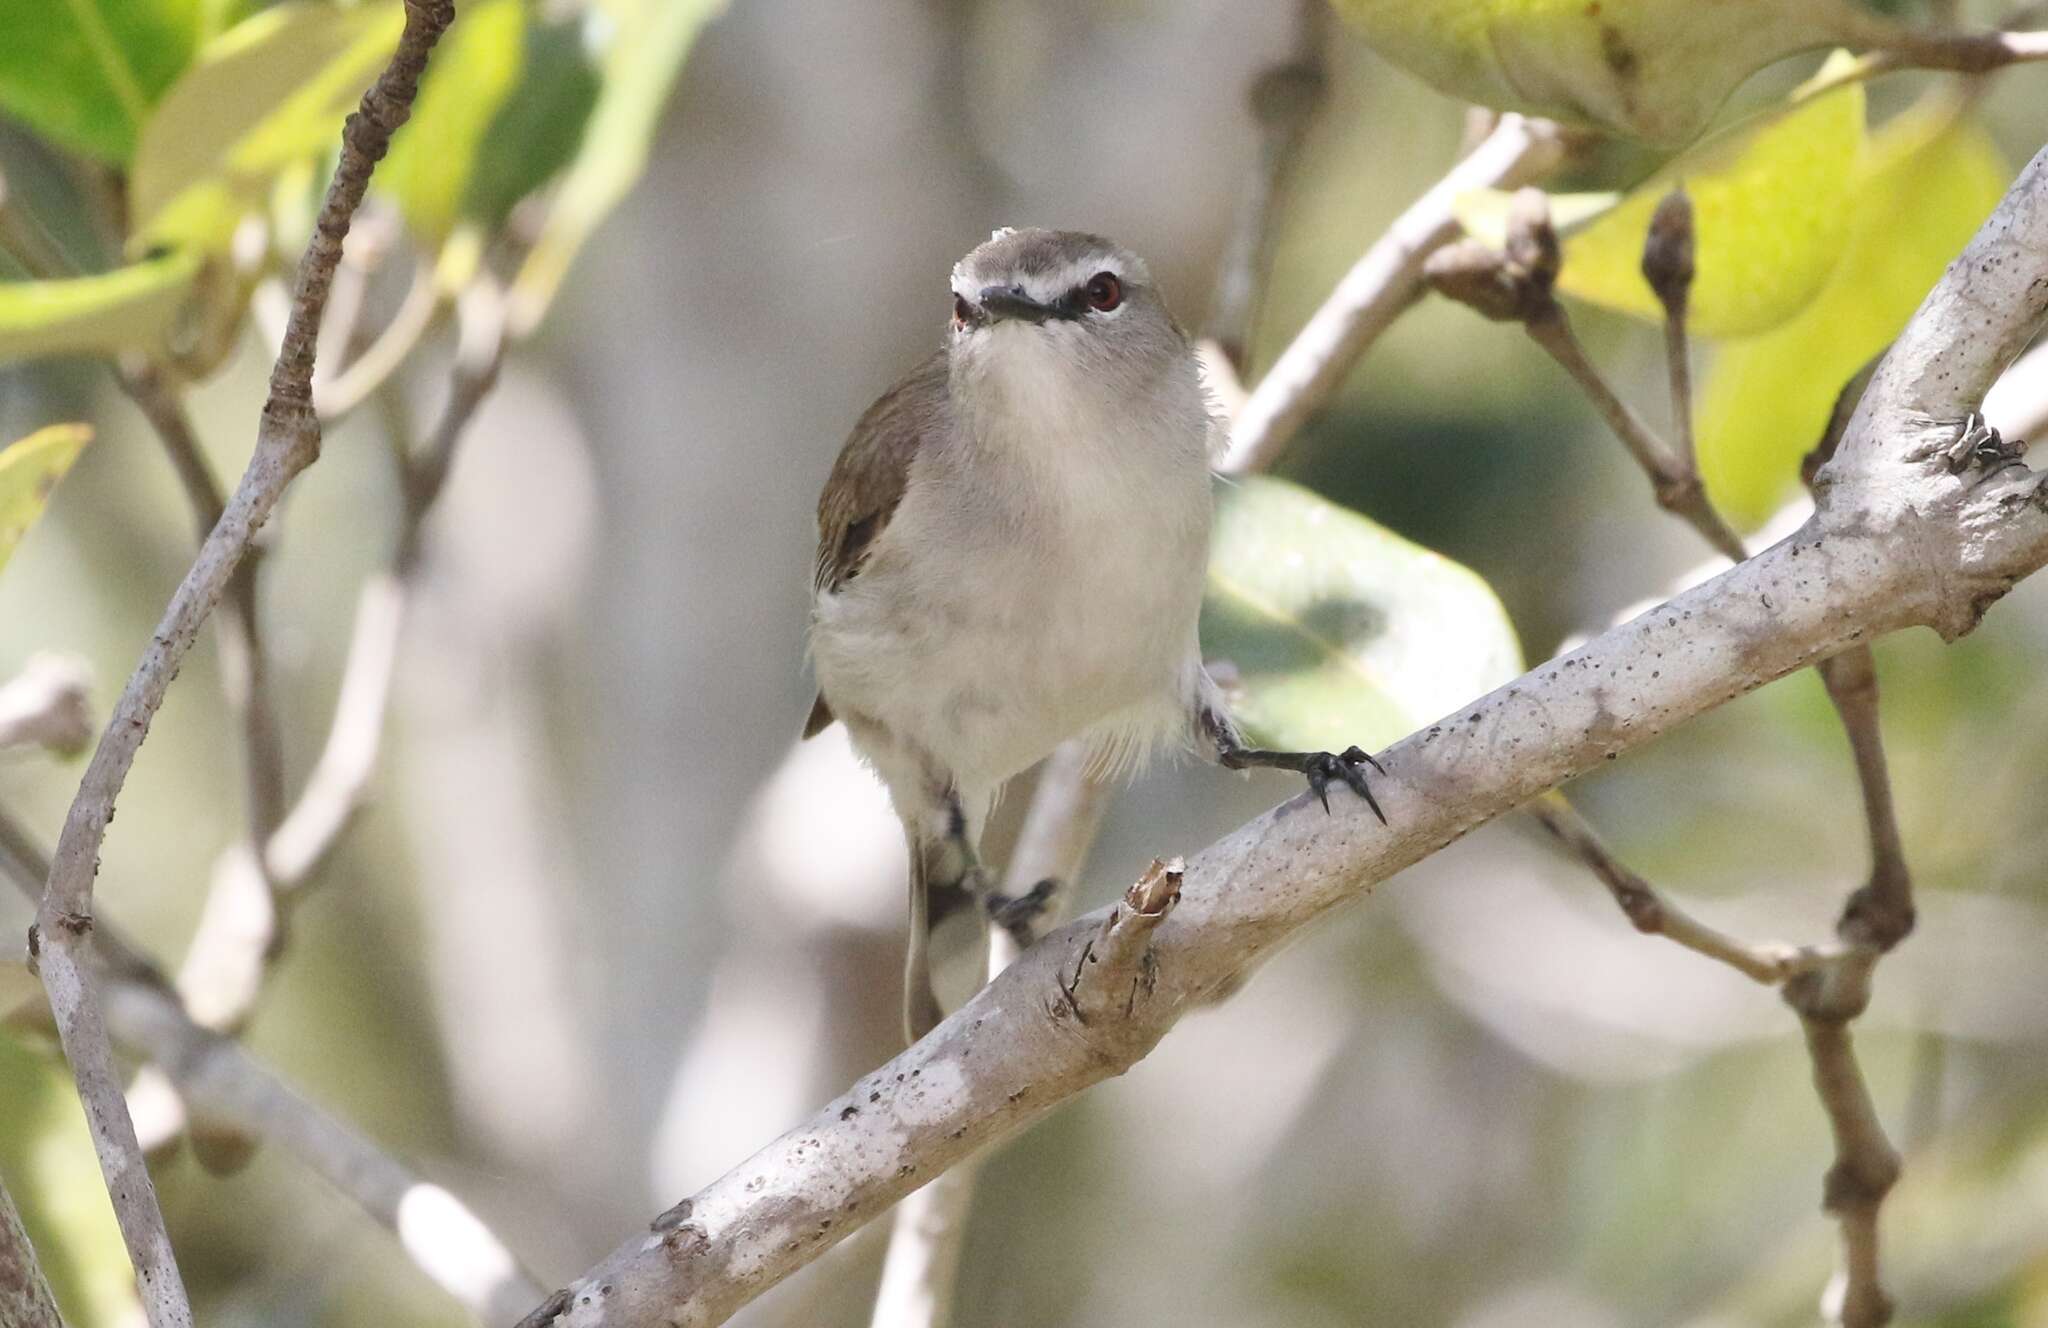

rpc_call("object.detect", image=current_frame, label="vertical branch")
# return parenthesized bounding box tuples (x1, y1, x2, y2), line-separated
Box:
(1643, 187, 1697, 474)
(1433, 185, 1921, 1327)
(1814, 650, 1914, 951)
(27, 6, 455, 1323)
(0, 1174, 67, 1328)
(1205, 0, 1328, 374)
(867, 742, 1109, 1328)
(1800, 1017, 1902, 1328)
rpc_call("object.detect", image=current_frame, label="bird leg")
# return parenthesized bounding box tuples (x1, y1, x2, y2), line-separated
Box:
(1203, 705, 1388, 823)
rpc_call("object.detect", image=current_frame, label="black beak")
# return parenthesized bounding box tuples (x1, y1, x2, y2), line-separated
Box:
(978, 284, 1056, 325)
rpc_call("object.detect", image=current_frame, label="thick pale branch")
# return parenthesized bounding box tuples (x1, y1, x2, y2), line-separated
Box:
(526, 141, 2048, 1328)
(28, 6, 454, 1323)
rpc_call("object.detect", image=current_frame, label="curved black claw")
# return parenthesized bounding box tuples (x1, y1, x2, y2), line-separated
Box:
(1303, 746, 1387, 824)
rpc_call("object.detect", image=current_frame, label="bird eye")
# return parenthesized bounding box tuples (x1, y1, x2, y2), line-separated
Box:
(1084, 272, 1122, 312)
(952, 294, 971, 327)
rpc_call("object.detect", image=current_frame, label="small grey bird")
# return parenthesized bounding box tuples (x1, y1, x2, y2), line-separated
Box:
(805, 228, 1383, 1040)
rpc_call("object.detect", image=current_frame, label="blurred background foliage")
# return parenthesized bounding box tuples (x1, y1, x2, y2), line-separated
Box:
(1, 0, 2046, 1325)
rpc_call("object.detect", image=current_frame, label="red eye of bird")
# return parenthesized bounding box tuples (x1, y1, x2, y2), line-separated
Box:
(1084, 271, 1122, 312)
(952, 294, 971, 327)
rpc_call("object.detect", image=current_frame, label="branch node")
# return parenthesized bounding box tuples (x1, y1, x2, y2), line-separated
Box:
(1641, 186, 1695, 318)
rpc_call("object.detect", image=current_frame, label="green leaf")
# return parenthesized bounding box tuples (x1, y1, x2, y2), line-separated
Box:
(1697, 101, 2007, 525)
(1326, 0, 1893, 146)
(1557, 67, 1866, 337)
(0, 0, 206, 162)
(1201, 475, 1522, 753)
(0, 252, 202, 362)
(0, 424, 91, 576)
(460, 16, 603, 230)
(0, 1035, 139, 1324)
(510, 0, 727, 330)
(380, 0, 525, 245)
(129, 1, 404, 254)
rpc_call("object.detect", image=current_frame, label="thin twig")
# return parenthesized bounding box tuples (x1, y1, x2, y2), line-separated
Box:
(1531, 791, 1903, 1327)
(1525, 305, 1746, 558)
(0, 808, 547, 1320)
(113, 355, 291, 872)
(1218, 114, 1566, 475)
(268, 273, 509, 891)
(1800, 1017, 1902, 1328)
(866, 742, 1108, 1328)
(1205, 0, 1328, 375)
(1643, 188, 1697, 474)
(1814, 650, 1915, 952)
(1526, 793, 1827, 985)
(317, 255, 442, 421)
(0, 1172, 67, 1328)
(1470, 186, 1917, 1326)
(28, 7, 454, 1323)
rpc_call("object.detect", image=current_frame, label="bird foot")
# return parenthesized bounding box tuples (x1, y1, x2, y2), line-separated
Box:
(1302, 746, 1387, 823)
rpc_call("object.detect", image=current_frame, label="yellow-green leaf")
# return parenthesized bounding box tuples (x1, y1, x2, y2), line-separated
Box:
(1202, 475, 1521, 753)
(0, 0, 208, 162)
(1558, 69, 1866, 337)
(1326, 0, 1895, 146)
(1697, 101, 2007, 525)
(0, 252, 202, 362)
(380, 0, 525, 245)
(0, 425, 91, 576)
(130, 1, 404, 254)
(510, 0, 727, 331)
(0, 1036, 138, 1323)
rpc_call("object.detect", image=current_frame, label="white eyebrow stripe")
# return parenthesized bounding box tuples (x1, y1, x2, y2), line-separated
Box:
(1015, 258, 1121, 305)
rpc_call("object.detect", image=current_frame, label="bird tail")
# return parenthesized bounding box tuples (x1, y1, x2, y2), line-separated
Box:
(903, 827, 989, 1043)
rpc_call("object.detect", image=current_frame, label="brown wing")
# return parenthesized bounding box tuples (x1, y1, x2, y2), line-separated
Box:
(804, 352, 949, 738)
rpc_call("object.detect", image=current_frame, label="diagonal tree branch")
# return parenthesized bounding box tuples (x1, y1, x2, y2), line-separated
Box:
(519, 140, 2048, 1328)
(26, 6, 455, 1323)
(520, 143, 2048, 1328)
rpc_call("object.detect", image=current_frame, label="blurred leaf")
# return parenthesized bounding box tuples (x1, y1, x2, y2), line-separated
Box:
(510, 0, 727, 331)
(0, 0, 207, 162)
(1697, 100, 2006, 525)
(0, 424, 91, 577)
(1325, 0, 1889, 146)
(0, 252, 201, 362)
(0, 1035, 137, 1325)
(1201, 475, 1522, 753)
(380, 0, 524, 245)
(1558, 66, 1866, 337)
(130, 1, 404, 254)
(460, 16, 602, 230)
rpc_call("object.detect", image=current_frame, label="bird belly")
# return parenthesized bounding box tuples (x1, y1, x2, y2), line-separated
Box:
(813, 519, 1203, 796)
